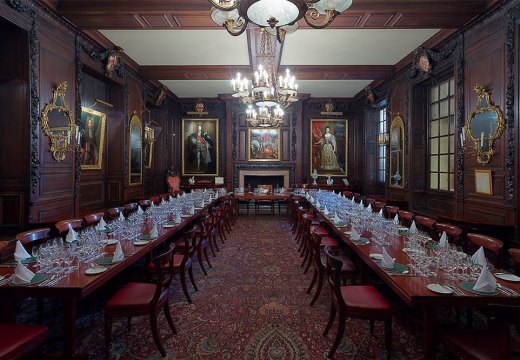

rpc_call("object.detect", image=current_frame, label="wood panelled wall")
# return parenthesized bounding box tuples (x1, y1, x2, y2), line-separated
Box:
(0, 1, 172, 233)
(353, 1, 520, 242)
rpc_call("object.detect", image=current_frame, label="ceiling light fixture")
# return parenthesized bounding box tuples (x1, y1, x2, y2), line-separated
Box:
(209, 0, 353, 43)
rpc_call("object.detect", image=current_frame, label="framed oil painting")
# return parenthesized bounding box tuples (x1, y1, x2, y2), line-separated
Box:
(248, 128, 280, 161)
(182, 118, 218, 176)
(310, 119, 348, 177)
(129, 114, 142, 186)
(79, 106, 106, 170)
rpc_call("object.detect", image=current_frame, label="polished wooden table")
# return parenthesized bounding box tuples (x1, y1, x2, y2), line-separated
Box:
(311, 204, 520, 360)
(234, 193, 290, 215)
(0, 201, 216, 358)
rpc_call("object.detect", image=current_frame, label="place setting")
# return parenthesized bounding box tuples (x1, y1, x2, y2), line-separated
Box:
(378, 248, 409, 275)
(8, 262, 48, 287)
(134, 223, 159, 245)
(347, 227, 370, 245)
(97, 242, 125, 266)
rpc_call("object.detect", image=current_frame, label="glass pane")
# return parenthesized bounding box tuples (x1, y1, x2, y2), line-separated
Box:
(430, 104, 439, 119)
(430, 120, 439, 137)
(430, 86, 439, 102)
(440, 81, 449, 99)
(449, 117, 455, 135)
(379, 159, 385, 169)
(449, 173, 455, 191)
(430, 138, 439, 154)
(430, 173, 439, 189)
(439, 173, 449, 190)
(440, 155, 449, 172)
(440, 136, 449, 153)
(449, 135, 454, 152)
(430, 156, 438, 172)
(440, 100, 449, 117)
(449, 97, 455, 115)
(450, 78, 455, 94)
(439, 117, 449, 136)
(449, 155, 454, 172)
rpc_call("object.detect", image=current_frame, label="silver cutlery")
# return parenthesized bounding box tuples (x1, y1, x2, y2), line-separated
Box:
(497, 283, 519, 296)
(446, 285, 465, 296)
(38, 274, 56, 287)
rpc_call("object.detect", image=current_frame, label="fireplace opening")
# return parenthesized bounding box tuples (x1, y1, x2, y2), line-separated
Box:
(244, 175, 284, 191)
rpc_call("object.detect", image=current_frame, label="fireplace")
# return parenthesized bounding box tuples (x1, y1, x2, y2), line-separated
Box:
(238, 169, 290, 189)
(244, 175, 284, 190)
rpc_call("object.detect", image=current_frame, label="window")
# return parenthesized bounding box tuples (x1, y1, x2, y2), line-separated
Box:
(377, 108, 387, 183)
(428, 78, 455, 191)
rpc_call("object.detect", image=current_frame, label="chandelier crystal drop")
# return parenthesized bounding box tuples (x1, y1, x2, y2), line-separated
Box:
(208, 0, 353, 43)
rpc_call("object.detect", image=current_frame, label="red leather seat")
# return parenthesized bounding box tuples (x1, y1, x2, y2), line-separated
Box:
(106, 282, 156, 313)
(0, 323, 48, 360)
(319, 236, 338, 248)
(341, 285, 391, 317)
(313, 226, 329, 236)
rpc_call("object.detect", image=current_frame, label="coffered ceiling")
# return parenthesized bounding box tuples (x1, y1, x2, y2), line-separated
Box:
(51, 0, 495, 99)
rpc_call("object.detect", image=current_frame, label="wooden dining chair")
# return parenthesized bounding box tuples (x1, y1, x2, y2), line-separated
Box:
(0, 323, 48, 359)
(83, 212, 106, 226)
(373, 201, 387, 214)
(322, 246, 392, 359)
(123, 202, 138, 216)
(255, 184, 275, 215)
(138, 199, 152, 210)
(55, 219, 83, 237)
(108, 206, 124, 220)
(435, 223, 463, 246)
(149, 196, 161, 205)
(105, 245, 177, 358)
(0, 239, 16, 263)
(352, 193, 362, 203)
(342, 191, 353, 199)
(365, 197, 376, 208)
(16, 228, 51, 253)
(414, 215, 436, 238)
(385, 206, 399, 220)
(467, 233, 504, 269)
(397, 210, 414, 227)
(509, 248, 520, 275)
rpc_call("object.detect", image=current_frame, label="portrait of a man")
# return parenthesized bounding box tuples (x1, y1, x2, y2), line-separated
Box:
(182, 119, 218, 176)
(80, 107, 106, 170)
(310, 119, 348, 177)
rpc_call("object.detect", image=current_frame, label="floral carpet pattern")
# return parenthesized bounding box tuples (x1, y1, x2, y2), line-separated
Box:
(32, 215, 462, 359)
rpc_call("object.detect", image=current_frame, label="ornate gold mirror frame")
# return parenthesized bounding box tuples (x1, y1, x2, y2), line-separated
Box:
(41, 82, 75, 161)
(389, 115, 405, 188)
(129, 114, 143, 186)
(463, 84, 505, 165)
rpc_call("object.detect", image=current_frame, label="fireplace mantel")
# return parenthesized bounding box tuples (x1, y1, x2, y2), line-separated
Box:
(233, 164, 295, 188)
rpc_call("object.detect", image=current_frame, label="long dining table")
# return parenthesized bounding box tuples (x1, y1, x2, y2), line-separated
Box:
(0, 198, 220, 359)
(307, 199, 520, 360)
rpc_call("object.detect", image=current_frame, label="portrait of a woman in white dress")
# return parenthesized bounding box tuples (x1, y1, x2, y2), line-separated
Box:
(311, 120, 347, 176)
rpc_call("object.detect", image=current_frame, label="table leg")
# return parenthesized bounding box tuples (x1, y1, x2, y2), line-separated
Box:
(63, 298, 77, 358)
(422, 307, 436, 360)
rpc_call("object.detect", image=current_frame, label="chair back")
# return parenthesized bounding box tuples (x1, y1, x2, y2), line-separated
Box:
(310, 232, 324, 269)
(179, 227, 198, 265)
(414, 215, 436, 237)
(124, 203, 138, 215)
(167, 175, 180, 195)
(323, 245, 345, 309)
(16, 228, 50, 252)
(55, 219, 83, 236)
(139, 199, 152, 209)
(435, 223, 463, 245)
(150, 196, 161, 205)
(365, 198, 376, 207)
(374, 202, 387, 214)
(0, 239, 16, 263)
(467, 233, 504, 269)
(508, 248, 520, 275)
(108, 206, 124, 219)
(397, 210, 414, 227)
(257, 184, 272, 194)
(385, 206, 399, 220)
(352, 193, 361, 203)
(84, 212, 105, 226)
(151, 245, 175, 307)
(342, 191, 353, 199)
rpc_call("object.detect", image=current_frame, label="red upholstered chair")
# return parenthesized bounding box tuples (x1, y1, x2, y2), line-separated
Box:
(301, 216, 328, 271)
(385, 206, 399, 221)
(138, 199, 152, 210)
(442, 304, 520, 360)
(83, 212, 105, 227)
(123, 202, 138, 216)
(0, 240, 16, 263)
(509, 248, 520, 275)
(322, 246, 392, 359)
(365, 197, 376, 208)
(192, 214, 213, 276)
(149, 196, 161, 206)
(373, 201, 387, 214)
(342, 191, 353, 199)
(108, 206, 124, 220)
(397, 210, 414, 227)
(467, 233, 504, 269)
(0, 323, 48, 359)
(167, 175, 180, 196)
(16, 228, 50, 253)
(352, 193, 362, 203)
(105, 245, 177, 358)
(414, 215, 436, 238)
(55, 219, 83, 237)
(435, 223, 463, 246)
(307, 233, 356, 306)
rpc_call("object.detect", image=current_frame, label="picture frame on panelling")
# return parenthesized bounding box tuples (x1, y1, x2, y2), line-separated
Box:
(248, 128, 280, 161)
(310, 119, 348, 177)
(79, 107, 106, 170)
(182, 118, 218, 176)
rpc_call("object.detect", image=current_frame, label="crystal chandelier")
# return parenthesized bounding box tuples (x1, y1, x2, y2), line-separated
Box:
(231, 29, 298, 127)
(209, 0, 353, 43)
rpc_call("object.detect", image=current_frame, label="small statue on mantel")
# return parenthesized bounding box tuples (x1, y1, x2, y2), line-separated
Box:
(326, 176, 334, 186)
(188, 176, 196, 185)
(311, 169, 319, 185)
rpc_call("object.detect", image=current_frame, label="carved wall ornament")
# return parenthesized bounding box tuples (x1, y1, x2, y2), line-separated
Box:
(155, 86, 168, 106)
(410, 45, 456, 79)
(88, 45, 124, 78)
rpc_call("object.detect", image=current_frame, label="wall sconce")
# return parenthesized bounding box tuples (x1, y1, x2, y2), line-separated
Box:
(461, 84, 505, 165)
(144, 126, 155, 144)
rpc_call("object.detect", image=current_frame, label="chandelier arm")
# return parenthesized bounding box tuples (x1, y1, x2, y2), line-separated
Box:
(224, 17, 248, 36)
(304, 8, 340, 29)
(208, 0, 237, 11)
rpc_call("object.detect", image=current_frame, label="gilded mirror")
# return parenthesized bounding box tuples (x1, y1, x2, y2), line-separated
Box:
(129, 114, 143, 185)
(463, 84, 505, 164)
(389, 115, 405, 188)
(41, 82, 75, 161)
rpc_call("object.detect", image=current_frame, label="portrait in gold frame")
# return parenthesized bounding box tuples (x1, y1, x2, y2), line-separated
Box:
(79, 107, 106, 170)
(310, 119, 348, 177)
(248, 128, 280, 161)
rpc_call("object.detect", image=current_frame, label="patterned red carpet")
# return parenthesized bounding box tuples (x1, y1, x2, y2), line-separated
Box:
(35, 215, 460, 359)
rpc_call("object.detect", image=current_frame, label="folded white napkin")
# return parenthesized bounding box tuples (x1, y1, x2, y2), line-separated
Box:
(203, 188, 207, 193)
(367, 203, 372, 212)
(150, 202, 155, 208)
(382, 248, 395, 268)
(189, 205, 195, 215)
(473, 266, 496, 293)
(350, 227, 360, 241)
(318, 188, 321, 192)
(201, 199, 205, 207)
(379, 209, 384, 217)
(150, 224, 158, 238)
(333, 213, 341, 223)
(393, 214, 399, 225)
(175, 213, 182, 224)
(471, 246, 488, 267)
(409, 220, 417, 233)
(13, 262, 35, 284)
(169, 195, 174, 201)
(119, 212, 125, 221)
(337, 191, 341, 198)
(95, 217, 107, 231)
(351, 197, 355, 205)
(14, 241, 31, 262)
(112, 242, 124, 262)
(309, 196, 315, 204)
(316, 200, 321, 208)
(160, 198, 165, 204)
(439, 231, 448, 247)
(137, 206, 144, 214)
(323, 206, 329, 215)
(208, 195, 213, 202)
(65, 228, 78, 243)
(358, 201, 364, 209)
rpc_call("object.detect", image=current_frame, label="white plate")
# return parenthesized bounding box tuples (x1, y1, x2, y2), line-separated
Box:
(85, 266, 107, 275)
(495, 273, 520, 282)
(369, 253, 383, 260)
(163, 224, 176, 228)
(102, 239, 119, 245)
(344, 231, 352, 235)
(133, 240, 150, 246)
(427, 283, 453, 294)
(181, 214, 192, 218)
